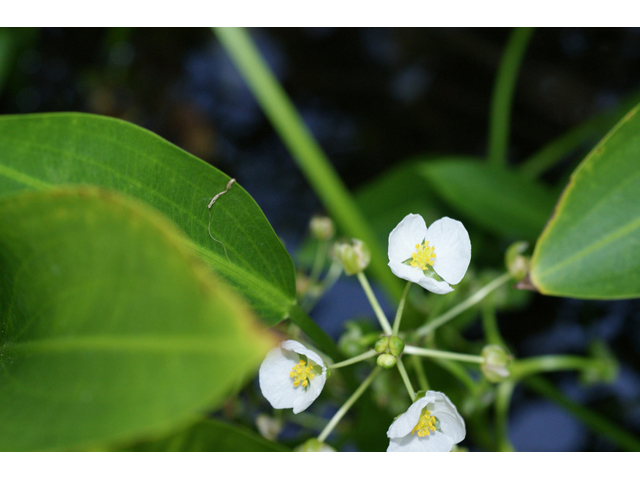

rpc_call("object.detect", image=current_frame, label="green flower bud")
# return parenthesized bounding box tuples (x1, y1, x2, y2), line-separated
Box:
(294, 438, 335, 452)
(334, 239, 371, 275)
(374, 336, 390, 354)
(505, 241, 530, 282)
(388, 336, 405, 357)
(377, 353, 397, 369)
(309, 216, 335, 240)
(580, 341, 619, 385)
(481, 344, 512, 382)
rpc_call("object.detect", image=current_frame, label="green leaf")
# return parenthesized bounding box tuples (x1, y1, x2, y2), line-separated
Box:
(0, 187, 275, 451)
(419, 158, 557, 241)
(124, 418, 290, 452)
(530, 105, 640, 298)
(0, 113, 295, 324)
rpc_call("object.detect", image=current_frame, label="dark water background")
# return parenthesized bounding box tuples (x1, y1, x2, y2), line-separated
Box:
(2, 27, 640, 451)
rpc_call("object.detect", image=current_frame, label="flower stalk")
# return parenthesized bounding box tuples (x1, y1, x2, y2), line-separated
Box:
(317, 366, 381, 443)
(396, 357, 416, 401)
(328, 350, 377, 369)
(416, 272, 512, 337)
(404, 345, 485, 364)
(392, 281, 411, 336)
(357, 271, 393, 335)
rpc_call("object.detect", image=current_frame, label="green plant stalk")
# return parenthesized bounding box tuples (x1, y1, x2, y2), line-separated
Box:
(495, 381, 515, 451)
(357, 271, 393, 335)
(488, 27, 535, 168)
(396, 357, 416, 401)
(524, 375, 640, 452)
(481, 304, 506, 347)
(430, 357, 482, 396)
(410, 354, 430, 391)
(519, 89, 640, 179)
(329, 350, 377, 369)
(416, 272, 512, 337)
(392, 281, 411, 336)
(510, 354, 599, 380)
(404, 345, 484, 364)
(214, 27, 402, 301)
(317, 366, 381, 443)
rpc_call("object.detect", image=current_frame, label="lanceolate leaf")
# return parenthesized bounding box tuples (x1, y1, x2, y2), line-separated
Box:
(0, 187, 274, 450)
(530, 105, 640, 299)
(0, 113, 295, 324)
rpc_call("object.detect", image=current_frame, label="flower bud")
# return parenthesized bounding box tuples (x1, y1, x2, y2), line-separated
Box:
(505, 241, 530, 282)
(294, 438, 335, 452)
(481, 344, 512, 382)
(334, 239, 371, 275)
(309, 216, 335, 240)
(377, 353, 397, 369)
(374, 336, 389, 354)
(388, 336, 405, 357)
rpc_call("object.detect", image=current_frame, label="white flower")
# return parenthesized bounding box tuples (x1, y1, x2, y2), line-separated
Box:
(387, 391, 465, 452)
(259, 340, 327, 414)
(388, 214, 471, 294)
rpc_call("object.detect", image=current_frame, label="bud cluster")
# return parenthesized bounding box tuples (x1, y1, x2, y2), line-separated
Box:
(374, 335, 405, 369)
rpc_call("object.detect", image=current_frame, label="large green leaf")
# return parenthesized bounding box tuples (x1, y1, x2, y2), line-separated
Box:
(0, 113, 295, 324)
(419, 158, 557, 241)
(0, 187, 274, 450)
(123, 418, 289, 452)
(530, 105, 640, 298)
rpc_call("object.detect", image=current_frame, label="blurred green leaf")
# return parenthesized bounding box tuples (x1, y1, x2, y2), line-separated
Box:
(0, 113, 295, 324)
(0, 187, 274, 450)
(419, 158, 556, 241)
(355, 159, 442, 243)
(530, 105, 640, 298)
(124, 418, 289, 452)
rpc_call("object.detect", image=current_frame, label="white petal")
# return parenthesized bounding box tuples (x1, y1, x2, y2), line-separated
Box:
(388, 261, 428, 285)
(259, 341, 327, 414)
(387, 395, 433, 439)
(417, 276, 454, 295)
(258, 345, 301, 410)
(387, 431, 454, 452)
(425, 217, 471, 285)
(430, 392, 466, 444)
(388, 214, 427, 265)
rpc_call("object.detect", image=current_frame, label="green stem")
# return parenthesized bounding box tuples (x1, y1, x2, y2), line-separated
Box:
(329, 350, 377, 369)
(357, 271, 392, 335)
(488, 27, 535, 168)
(214, 27, 402, 301)
(495, 381, 515, 451)
(404, 345, 484, 364)
(392, 282, 411, 336)
(510, 355, 598, 381)
(310, 239, 329, 282)
(481, 304, 506, 347)
(524, 376, 640, 452)
(396, 357, 416, 401)
(317, 367, 381, 443)
(416, 272, 511, 337)
(430, 358, 482, 396)
(410, 354, 429, 391)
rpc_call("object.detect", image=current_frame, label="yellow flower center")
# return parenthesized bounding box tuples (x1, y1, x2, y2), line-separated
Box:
(290, 360, 315, 388)
(410, 241, 436, 271)
(411, 409, 437, 437)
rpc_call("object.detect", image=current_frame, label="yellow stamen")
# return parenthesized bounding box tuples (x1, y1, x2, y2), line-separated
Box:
(411, 409, 438, 437)
(410, 241, 436, 271)
(290, 360, 315, 389)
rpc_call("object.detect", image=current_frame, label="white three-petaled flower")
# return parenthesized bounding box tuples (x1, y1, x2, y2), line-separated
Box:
(259, 340, 327, 414)
(387, 391, 465, 452)
(388, 214, 471, 294)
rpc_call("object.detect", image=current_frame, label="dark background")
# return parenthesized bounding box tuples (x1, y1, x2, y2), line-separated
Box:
(2, 27, 639, 451)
